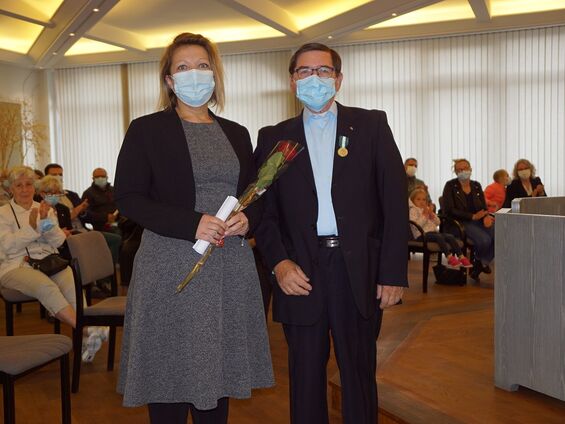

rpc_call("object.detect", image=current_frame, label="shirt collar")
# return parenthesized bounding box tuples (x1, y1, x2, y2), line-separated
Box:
(303, 101, 337, 124)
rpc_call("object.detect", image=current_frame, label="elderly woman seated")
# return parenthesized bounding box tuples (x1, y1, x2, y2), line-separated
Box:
(441, 159, 495, 281)
(0, 166, 106, 361)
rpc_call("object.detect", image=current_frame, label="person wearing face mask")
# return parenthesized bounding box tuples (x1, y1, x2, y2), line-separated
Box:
(484, 169, 511, 212)
(81, 167, 120, 233)
(441, 158, 494, 281)
(114, 33, 273, 423)
(254, 43, 408, 424)
(405, 157, 427, 195)
(503, 159, 546, 208)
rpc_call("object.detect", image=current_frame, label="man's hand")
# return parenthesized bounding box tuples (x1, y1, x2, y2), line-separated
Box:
(377, 285, 404, 309)
(274, 259, 312, 296)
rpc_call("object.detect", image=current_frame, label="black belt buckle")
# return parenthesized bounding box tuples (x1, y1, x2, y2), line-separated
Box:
(318, 236, 340, 248)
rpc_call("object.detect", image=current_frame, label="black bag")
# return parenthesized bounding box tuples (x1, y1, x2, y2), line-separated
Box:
(433, 264, 466, 286)
(27, 254, 69, 276)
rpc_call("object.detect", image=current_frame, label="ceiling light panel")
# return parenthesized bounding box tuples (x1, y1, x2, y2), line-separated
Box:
(0, 16, 43, 54)
(19, 0, 64, 19)
(368, 0, 475, 29)
(65, 38, 125, 56)
(270, 0, 373, 29)
(490, 0, 565, 17)
(94, 0, 284, 48)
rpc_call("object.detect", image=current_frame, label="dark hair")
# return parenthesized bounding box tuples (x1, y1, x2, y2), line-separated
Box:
(44, 163, 62, 175)
(288, 43, 342, 75)
(159, 32, 225, 111)
(404, 157, 417, 165)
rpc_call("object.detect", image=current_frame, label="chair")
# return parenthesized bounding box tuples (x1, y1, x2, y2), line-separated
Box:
(408, 221, 442, 293)
(1, 288, 60, 336)
(0, 334, 72, 424)
(66, 231, 126, 393)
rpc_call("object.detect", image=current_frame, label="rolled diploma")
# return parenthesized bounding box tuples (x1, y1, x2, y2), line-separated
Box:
(192, 195, 239, 255)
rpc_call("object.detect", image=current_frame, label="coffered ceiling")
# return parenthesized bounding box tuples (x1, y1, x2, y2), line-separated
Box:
(1, 0, 565, 69)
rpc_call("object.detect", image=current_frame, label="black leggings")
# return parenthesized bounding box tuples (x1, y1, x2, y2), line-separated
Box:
(148, 398, 229, 424)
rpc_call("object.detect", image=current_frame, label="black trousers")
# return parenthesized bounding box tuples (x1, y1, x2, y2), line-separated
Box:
(148, 398, 229, 424)
(283, 247, 382, 424)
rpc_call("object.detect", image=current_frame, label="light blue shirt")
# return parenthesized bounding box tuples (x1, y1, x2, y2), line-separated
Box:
(303, 102, 338, 236)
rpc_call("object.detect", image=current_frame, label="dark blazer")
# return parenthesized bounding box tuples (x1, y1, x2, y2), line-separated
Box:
(254, 103, 408, 325)
(503, 177, 545, 208)
(114, 109, 260, 241)
(442, 178, 486, 221)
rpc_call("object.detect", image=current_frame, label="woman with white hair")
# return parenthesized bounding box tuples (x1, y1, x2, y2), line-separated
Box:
(0, 166, 76, 326)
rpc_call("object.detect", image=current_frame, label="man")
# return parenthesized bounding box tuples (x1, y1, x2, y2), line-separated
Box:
(254, 43, 408, 424)
(82, 168, 119, 232)
(405, 157, 427, 195)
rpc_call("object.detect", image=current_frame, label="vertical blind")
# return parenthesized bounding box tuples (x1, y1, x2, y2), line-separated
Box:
(52, 26, 565, 202)
(53, 64, 123, 194)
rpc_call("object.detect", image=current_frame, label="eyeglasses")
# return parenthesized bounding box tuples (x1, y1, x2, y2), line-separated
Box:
(293, 66, 335, 79)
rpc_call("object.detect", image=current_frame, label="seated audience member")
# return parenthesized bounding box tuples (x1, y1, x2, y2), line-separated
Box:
(409, 189, 472, 268)
(441, 159, 494, 281)
(405, 157, 428, 196)
(0, 166, 76, 327)
(484, 169, 510, 213)
(46, 164, 121, 265)
(0, 167, 108, 361)
(82, 168, 119, 233)
(503, 159, 546, 208)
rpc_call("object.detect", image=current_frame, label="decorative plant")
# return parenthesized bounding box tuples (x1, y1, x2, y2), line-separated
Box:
(0, 100, 47, 171)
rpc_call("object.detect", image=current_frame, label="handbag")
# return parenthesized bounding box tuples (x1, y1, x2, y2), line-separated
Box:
(432, 263, 467, 286)
(9, 203, 69, 276)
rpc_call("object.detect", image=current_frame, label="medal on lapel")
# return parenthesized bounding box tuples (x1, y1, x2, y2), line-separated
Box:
(337, 135, 349, 158)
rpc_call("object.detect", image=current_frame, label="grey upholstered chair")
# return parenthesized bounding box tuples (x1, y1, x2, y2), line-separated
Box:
(66, 231, 126, 393)
(1, 288, 60, 336)
(0, 334, 72, 423)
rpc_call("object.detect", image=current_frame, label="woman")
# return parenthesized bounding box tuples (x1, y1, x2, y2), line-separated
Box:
(503, 159, 546, 208)
(0, 166, 76, 327)
(441, 159, 495, 281)
(115, 33, 274, 424)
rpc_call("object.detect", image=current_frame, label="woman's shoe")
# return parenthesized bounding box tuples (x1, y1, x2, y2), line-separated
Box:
(82, 333, 102, 363)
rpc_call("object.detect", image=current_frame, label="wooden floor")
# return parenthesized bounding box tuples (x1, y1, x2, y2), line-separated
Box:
(2, 256, 565, 423)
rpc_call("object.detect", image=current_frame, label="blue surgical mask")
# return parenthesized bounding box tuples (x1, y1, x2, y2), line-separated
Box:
(457, 170, 472, 181)
(94, 177, 108, 188)
(296, 75, 336, 112)
(44, 194, 60, 206)
(172, 69, 215, 107)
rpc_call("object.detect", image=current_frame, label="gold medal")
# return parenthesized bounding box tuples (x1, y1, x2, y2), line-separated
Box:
(338, 147, 348, 157)
(336, 135, 350, 158)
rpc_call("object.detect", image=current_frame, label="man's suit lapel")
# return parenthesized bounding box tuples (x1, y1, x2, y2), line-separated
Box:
(288, 114, 316, 191)
(333, 103, 356, 182)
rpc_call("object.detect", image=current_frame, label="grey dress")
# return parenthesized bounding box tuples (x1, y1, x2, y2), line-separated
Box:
(117, 120, 274, 409)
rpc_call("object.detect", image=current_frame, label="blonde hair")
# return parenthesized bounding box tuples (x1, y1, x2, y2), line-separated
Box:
(409, 188, 428, 202)
(512, 158, 536, 180)
(7, 165, 36, 185)
(158, 32, 225, 112)
(452, 158, 471, 173)
(37, 175, 63, 193)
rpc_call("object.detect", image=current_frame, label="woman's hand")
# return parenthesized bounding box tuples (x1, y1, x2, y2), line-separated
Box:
(38, 201, 50, 219)
(29, 208, 39, 230)
(472, 210, 488, 221)
(532, 184, 545, 197)
(224, 212, 249, 237)
(196, 214, 227, 244)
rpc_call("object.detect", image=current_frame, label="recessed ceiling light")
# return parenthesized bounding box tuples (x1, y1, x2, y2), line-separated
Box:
(93, 8, 99, 12)
(327, 35, 333, 39)
(392, 12, 397, 17)
(52, 52, 58, 55)
(69, 33, 75, 37)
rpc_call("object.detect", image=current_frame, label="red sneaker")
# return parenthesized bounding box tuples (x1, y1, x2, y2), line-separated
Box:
(447, 255, 460, 268)
(459, 256, 473, 268)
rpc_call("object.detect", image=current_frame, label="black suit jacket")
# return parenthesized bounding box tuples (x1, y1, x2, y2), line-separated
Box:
(114, 109, 260, 241)
(254, 103, 408, 325)
(441, 178, 487, 221)
(503, 177, 545, 208)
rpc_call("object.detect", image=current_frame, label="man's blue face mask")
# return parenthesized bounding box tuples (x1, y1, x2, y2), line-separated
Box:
(295, 75, 336, 112)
